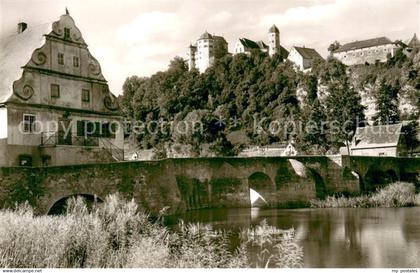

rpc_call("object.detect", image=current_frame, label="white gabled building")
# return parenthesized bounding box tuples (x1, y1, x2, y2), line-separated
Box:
(287, 46, 323, 71)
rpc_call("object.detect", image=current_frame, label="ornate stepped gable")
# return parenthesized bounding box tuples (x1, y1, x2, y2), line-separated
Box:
(0, 12, 118, 113)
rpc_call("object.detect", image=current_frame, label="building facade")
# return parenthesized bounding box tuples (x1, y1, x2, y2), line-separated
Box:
(187, 31, 228, 73)
(350, 124, 406, 157)
(233, 38, 267, 55)
(287, 46, 323, 71)
(238, 143, 298, 157)
(0, 11, 124, 167)
(332, 37, 400, 66)
(233, 24, 288, 58)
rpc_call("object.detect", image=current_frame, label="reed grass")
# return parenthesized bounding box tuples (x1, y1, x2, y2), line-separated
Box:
(0, 194, 302, 268)
(240, 219, 303, 268)
(310, 182, 417, 208)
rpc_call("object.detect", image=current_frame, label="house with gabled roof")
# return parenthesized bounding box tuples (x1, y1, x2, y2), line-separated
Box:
(234, 37, 265, 54)
(233, 25, 289, 58)
(332, 36, 400, 66)
(350, 124, 407, 157)
(0, 11, 124, 167)
(287, 46, 323, 71)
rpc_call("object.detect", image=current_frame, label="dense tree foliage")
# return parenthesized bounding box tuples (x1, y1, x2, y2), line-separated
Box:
(373, 79, 400, 125)
(327, 41, 341, 54)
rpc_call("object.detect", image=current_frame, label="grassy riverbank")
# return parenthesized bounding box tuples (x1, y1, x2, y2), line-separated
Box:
(0, 194, 303, 268)
(311, 182, 419, 208)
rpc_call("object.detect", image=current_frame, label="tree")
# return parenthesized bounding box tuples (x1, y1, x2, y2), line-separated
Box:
(325, 77, 366, 154)
(401, 121, 419, 156)
(328, 41, 341, 54)
(373, 79, 400, 125)
(213, 39, 229, 59)
(300, 98, 329, 154)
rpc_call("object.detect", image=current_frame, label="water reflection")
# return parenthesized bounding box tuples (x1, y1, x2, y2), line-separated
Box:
(165, 207, 420, 267)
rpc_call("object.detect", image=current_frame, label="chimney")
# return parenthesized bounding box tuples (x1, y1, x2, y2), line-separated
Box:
(17, 22, 27, 34)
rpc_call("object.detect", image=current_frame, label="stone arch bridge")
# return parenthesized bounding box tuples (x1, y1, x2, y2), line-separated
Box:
(0, 156, 418, 215)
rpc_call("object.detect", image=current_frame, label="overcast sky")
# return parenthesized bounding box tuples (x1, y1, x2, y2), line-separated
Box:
(1, 0, 419, 95)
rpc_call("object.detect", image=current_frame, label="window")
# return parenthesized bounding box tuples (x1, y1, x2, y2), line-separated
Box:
(23, 114, 36, 133)
(82, 89, 90, 102)
(73, 56, 79, 67)
(64, 27, 70, 39)
(58, 53, 64, 65)
(51, 84, 60, 98)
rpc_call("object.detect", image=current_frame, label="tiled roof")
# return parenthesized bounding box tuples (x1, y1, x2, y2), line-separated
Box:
(256, 40, 268, 49)
(269, 25, 279, 33)
(0, 22, 52, 103)
(293, 46, 323, 60)
(213, 35, 227, 44)
(334, 37, 395, 53)
(279, 45, 289, 58)
(238, 38, 261, 49)
(351, 123, 403, 149)
(199, 31, 212, 40)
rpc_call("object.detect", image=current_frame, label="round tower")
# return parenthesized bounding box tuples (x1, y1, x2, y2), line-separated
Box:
(268, 24, 280, 57)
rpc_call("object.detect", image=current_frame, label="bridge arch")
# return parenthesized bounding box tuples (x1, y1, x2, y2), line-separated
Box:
(248, 172, 275, 191)
(363, 167, 399, 192)
(248, 172, 274, 207)
(47, 193, 104, 215)
(308, 168, 326, 199)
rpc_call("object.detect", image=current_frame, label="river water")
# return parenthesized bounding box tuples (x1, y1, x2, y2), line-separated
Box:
(165, 207, 420, 267)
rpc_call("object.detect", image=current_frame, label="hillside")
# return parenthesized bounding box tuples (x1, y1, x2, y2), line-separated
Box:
(119, 48, 420, 157)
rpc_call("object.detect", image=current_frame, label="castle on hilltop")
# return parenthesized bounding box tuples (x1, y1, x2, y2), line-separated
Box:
(187, 25, 290, 72)
(233, 25, 288, 57)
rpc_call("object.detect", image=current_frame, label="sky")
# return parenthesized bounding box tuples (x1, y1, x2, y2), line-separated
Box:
(1, 0, 419, 95)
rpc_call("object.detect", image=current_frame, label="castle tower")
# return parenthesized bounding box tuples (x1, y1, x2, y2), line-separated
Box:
(187, 43, 197, 71)
(268, 24, 280, 57)
(196, 31, 213, 73)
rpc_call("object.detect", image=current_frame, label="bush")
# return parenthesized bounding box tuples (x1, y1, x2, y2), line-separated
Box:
(0, 194, 302, 268)
(310, 182, 416, 208)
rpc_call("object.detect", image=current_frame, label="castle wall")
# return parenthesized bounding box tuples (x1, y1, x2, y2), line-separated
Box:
(333, 44, 398, 66)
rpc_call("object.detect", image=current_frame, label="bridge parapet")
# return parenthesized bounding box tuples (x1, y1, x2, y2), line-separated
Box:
(1, 156, 416, 214)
